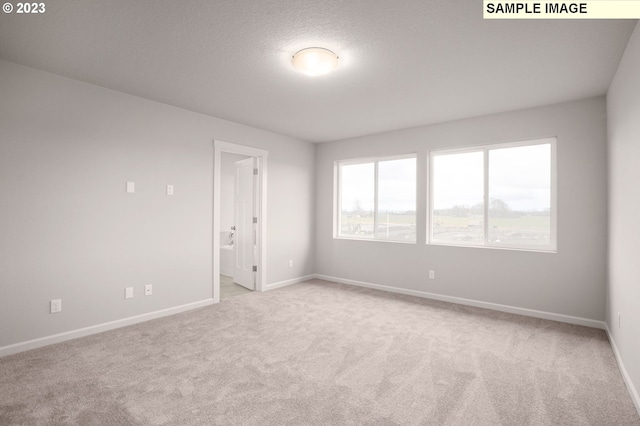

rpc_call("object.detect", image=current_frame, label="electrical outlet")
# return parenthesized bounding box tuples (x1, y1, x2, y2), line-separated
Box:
(125, 287, 134, 299)
(167, 185, 174, 195)
(429, 270, 435, 280)
(145, 284, 152, 296)
(288, 260, 293, 269)
(50, 299, 62, 313)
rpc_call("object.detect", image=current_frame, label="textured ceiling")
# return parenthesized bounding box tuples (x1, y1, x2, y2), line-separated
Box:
(0, 1, 636, 142)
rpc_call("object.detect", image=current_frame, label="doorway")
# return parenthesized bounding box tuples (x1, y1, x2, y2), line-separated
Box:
(213, 140, 268, 303)
(219, 153, 252, 300)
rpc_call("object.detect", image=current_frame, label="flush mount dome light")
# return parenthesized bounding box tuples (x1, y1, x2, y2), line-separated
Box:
(292, 47, 339, 76)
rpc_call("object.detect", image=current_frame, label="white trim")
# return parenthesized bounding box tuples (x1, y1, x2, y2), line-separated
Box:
(428, 136, 557, 157)
(0, 299, 214, 358)
(214, 140, 269, 158)
(427, 241, 557, 254)
(605, 325, 640, 416)
(336, 152, 417, 167)
(213, 140, 268, 303)
(373, 160, 379, 237)
(265, 275, 316, 291)
(333, 236, 416, 245)
(314, 274, 605, 329)
(333, 162, 340, 238)
(483, 149, 489, 245)
(550, 139, 558, 251)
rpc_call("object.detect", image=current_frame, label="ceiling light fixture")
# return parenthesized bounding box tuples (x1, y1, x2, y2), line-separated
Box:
(292, 47, 339, 76)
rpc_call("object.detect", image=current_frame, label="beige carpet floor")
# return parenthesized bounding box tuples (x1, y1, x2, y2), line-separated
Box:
(1, 279, 638, 425)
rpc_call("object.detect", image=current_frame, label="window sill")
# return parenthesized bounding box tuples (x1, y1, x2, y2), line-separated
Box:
(428, 241, 556, 253)
(334, 236, 417, 245)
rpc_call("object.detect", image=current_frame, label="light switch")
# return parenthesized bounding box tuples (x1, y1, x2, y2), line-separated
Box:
(125, 287, 134, 299)
(167, 184, 174, 195)
(126, 181, 135, 193)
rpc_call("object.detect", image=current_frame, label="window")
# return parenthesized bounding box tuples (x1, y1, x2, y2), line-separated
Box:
(430, 138, 556, 251)
(336, 155, 416, 242)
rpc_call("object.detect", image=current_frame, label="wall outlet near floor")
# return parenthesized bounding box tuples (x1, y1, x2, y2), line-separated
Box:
(618, 312, 621, 328)
(50, 299, 62, 314)
(125, 287, 134, 299)
(288, 260, 293, 269)
(145, 284, 152, 296)
(429, 270, 435, 280)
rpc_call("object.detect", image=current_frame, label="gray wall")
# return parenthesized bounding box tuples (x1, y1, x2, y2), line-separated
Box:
(607, 22, 640, 407)
(0, 60, 316, 348)
(316, 97, 607, 321)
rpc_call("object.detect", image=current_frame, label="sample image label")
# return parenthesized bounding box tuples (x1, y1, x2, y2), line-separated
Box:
(483, 0, 640, 18)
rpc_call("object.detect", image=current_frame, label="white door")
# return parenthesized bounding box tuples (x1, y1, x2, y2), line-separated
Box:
(233, 157, 255, 290)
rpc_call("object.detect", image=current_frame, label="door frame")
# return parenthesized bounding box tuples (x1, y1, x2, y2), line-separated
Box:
(213, 140, 268, 303)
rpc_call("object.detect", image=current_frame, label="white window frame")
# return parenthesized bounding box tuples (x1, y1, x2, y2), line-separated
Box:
(334, 153, 417, 243)
(428, 137, 557, 253)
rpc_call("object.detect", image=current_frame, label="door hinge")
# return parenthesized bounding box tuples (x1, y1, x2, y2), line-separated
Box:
(252, 265, 257, 272)
(253, 168, 259, 175)
(253, 217, 258, 224)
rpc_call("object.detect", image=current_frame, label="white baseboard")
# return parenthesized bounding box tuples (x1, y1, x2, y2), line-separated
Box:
(605, 325, 640, 416)
(314, 274, 606, 330)
(265, 274, 316, 291)
(0, 298, 214, 358)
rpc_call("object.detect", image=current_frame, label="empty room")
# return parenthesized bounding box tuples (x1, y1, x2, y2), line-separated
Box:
(1, 1, 639, 424)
